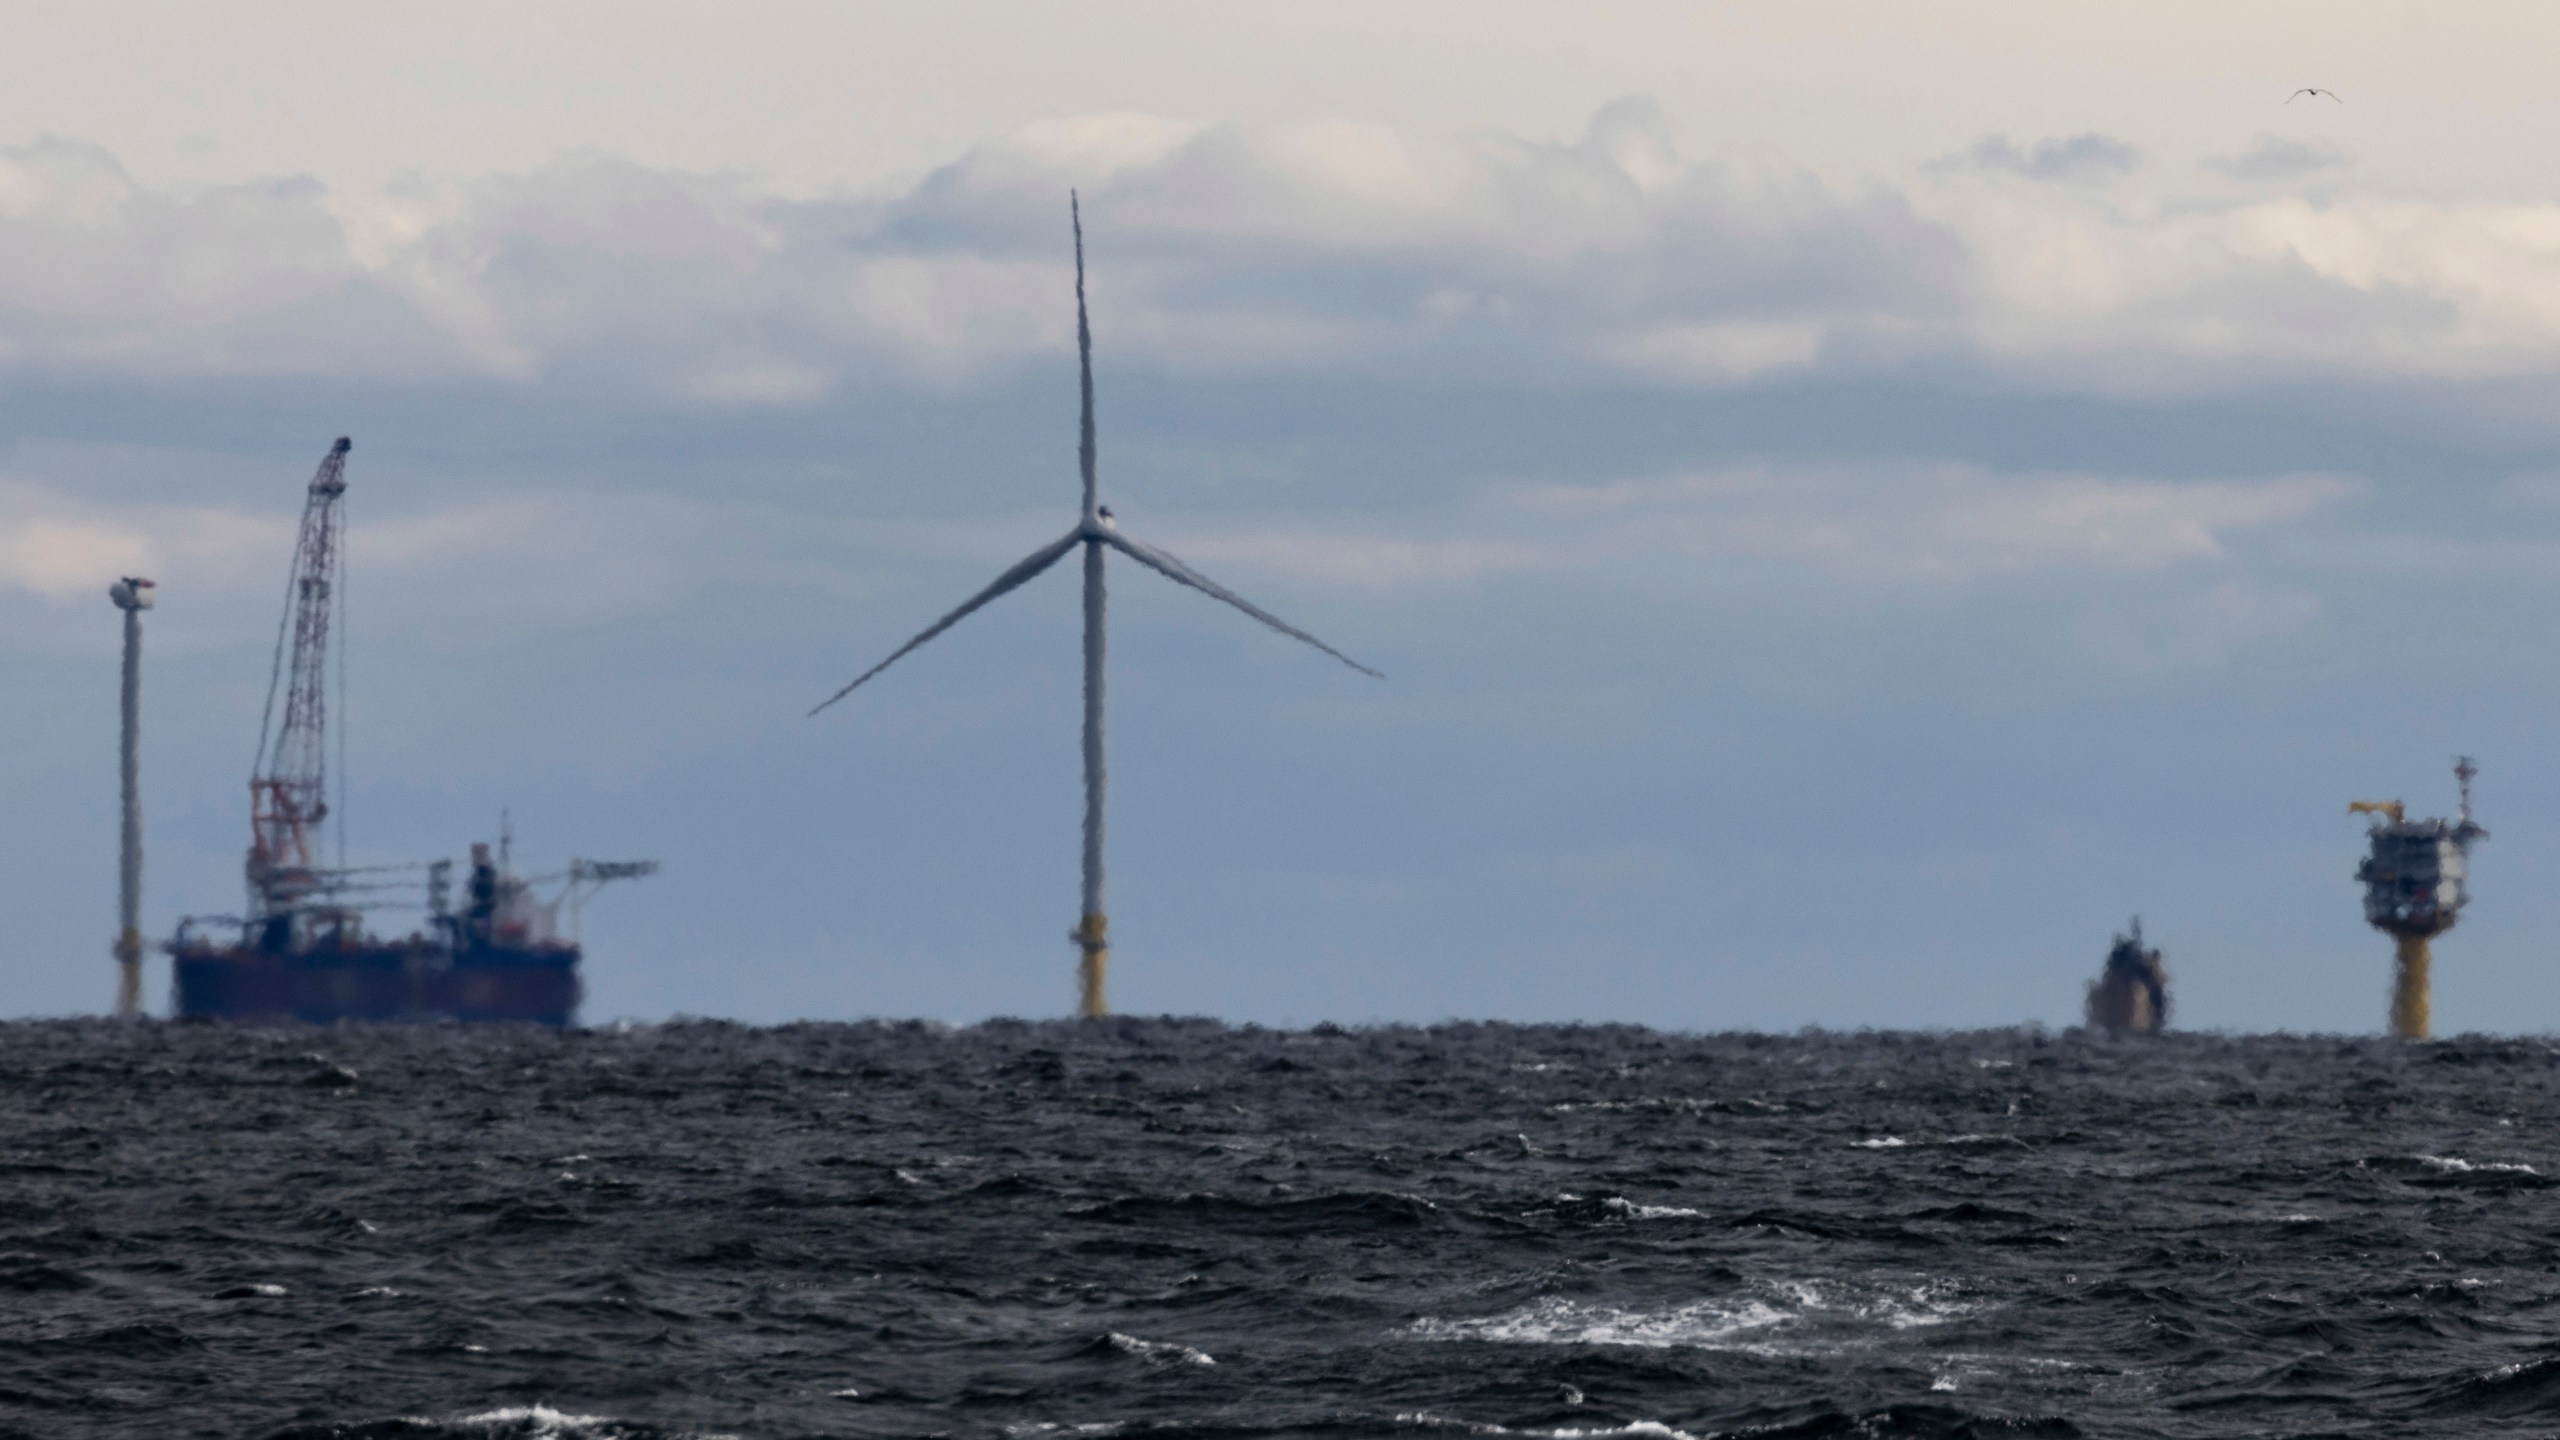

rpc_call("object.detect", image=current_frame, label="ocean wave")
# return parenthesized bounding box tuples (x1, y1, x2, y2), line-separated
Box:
(2418, 1154, 2539, 1176)
(1409, 1278, 1979, 1355)
(1098, 1332, 1217, 1367)
(1548, 1193, 1707, 1222)
(266, 1405, 742, 1440)
(8, 1020, 2557, 1439)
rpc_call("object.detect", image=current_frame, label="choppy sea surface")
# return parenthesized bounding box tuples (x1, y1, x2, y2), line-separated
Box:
(8, 1021, 2560, 1440)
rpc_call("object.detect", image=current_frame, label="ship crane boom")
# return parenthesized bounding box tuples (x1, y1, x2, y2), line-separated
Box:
(247, 437, 351, 918)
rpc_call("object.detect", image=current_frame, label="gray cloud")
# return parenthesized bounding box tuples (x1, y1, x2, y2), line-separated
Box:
(2208, 135, 2349, 183)
(3, 108, 2559, 422)
(0, 138, 476, 379)
(1940, 133, 2142, 184)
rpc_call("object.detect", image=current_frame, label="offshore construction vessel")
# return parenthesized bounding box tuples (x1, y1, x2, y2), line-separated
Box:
(167, 438, 653, 1025)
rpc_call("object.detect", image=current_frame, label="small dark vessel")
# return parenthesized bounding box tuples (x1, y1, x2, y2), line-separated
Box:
(166, 438, 651, 1024)
(2084, 917, 2169, 1035)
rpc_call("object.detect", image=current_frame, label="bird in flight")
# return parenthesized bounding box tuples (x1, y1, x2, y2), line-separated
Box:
(2287, 87, 2343, 103)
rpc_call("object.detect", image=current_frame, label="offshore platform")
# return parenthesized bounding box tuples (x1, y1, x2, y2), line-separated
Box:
(2351, 757, 2487, 1039)
(165, 438, 655, 1024)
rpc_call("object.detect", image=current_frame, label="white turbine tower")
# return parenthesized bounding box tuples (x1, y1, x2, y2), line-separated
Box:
(813, 193, 1381, 1018)
(109, 575, 155, 1016)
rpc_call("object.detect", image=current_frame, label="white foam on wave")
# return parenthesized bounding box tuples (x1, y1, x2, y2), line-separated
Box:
(1389, 1417, 1705, 1440)
(1548, 1098, 1717, 1115)
(1773, 1278, 1973, 1330)
(1925, 1349, 2084, 1392)
(1549, 1092, 1797, 1115)
(421, 1405, 741, 1439)
(444, 1408, 609, 1434)
(1599, 1196, 1704, 1220)
(1551, 1193, 1704, 1221)
(1410, 1279, 1978, 1356)
(2419, 1154, 2539, 1175)
(1105, 1331, 1216, 1366)
(1413, 1294, 1790, 1349)
(1393, 1412, 1510, 1433)
(2483, 1360, 2542, 1382)
(1855, 1133, 2023, 1151)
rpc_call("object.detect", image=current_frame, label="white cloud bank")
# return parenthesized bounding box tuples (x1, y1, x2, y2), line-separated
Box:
(8, 99, 2557, 689)
(0, 479, 281, 603)
(3, 100, 2560, 404)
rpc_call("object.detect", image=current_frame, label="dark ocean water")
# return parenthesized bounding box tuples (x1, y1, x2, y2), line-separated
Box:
(7, 1020, 2560, 1440)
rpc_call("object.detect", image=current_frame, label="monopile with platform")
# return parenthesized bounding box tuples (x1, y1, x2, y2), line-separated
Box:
(2350, 758, 2487, 1039)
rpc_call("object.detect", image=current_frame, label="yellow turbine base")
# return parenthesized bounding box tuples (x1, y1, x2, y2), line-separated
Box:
(2391, 933, 2432, 1040)
(1076, 914, 1109, 1019)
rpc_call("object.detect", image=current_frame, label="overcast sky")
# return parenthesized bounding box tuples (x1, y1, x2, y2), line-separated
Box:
(9, 2, 2560, 1031)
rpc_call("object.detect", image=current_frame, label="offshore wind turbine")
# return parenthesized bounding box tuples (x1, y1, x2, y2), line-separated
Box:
(813, 193, 1381, 1019)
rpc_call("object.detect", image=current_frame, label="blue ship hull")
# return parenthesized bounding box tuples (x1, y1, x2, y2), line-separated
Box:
(171, 942, 580, 1025)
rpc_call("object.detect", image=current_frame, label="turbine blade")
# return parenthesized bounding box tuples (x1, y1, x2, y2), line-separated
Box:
(1103, 530, 1383, 678)
(1074, 192, 1098, 518)
(809, 530, 1082, 716)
